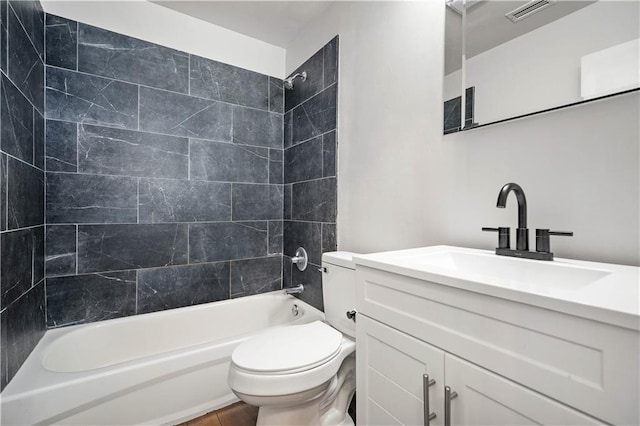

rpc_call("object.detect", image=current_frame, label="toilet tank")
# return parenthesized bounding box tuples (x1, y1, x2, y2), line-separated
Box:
(322, 252, 358, 338)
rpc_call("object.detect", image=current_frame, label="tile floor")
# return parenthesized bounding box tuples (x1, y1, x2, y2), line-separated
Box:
(179, 402, 258, 426)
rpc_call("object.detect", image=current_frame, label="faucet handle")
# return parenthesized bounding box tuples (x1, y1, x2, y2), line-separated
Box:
(482, 227, 510, 249)
(536, 229, 573, 253)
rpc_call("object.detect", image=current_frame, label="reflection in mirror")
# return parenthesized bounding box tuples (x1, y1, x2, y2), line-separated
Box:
(443, 0, 640, 133)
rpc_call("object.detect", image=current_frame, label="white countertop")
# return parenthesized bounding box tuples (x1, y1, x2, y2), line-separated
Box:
(353, 245, 640, 331)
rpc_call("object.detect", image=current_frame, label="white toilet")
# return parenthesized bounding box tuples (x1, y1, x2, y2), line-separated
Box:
(227, 252, 358, 426)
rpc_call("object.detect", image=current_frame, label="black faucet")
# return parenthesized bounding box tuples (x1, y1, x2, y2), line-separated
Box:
(483, 182, 573, 261)
(496, 182, 529, 251)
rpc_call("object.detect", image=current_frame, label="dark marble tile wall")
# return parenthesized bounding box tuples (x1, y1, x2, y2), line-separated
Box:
(43, 15, 286, 329)
(283, 37, 338, 312)
(0, 0, 46, 391)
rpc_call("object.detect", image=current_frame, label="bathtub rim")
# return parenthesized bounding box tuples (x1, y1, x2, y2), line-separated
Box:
(1, 291, 324, 400)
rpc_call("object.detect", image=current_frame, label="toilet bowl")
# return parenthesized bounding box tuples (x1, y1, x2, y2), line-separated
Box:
(227, 252, 358, 426)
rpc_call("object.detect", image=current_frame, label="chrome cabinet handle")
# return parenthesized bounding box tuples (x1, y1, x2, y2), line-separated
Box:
(444, 386, 458, 426)
(423, 374, 437, 426)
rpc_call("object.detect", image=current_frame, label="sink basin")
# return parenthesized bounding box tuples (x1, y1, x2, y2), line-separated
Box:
(357, 246, 613, 292)
(406, 248, 611, 290)
(353, 245, 638, 331)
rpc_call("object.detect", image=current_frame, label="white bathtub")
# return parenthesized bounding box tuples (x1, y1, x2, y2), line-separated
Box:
(0, 292, 323, 425)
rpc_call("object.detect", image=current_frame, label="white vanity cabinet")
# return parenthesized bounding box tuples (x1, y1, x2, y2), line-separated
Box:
(355, 263, 640, 426)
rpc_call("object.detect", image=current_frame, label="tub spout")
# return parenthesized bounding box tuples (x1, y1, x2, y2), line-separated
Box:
(284, 284, 304, 295)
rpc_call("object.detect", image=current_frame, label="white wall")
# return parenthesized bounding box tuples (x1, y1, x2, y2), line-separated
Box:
(444, 1, 640, 124)
(286, 1, 640, 266)
(41, 0, 286, 78)
(286, 1, 442, 255)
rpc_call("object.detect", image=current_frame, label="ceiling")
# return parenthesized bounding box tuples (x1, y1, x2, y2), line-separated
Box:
(151, 1, 335, 48)
(445, 0, 596, 74)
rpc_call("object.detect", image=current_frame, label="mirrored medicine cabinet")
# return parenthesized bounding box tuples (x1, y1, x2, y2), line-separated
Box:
(443, 0, 640, 134)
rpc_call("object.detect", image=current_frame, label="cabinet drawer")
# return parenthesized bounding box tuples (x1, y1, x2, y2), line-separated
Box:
(356, 266, 639, 425)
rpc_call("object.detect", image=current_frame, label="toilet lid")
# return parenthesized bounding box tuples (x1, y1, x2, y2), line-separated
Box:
(232, 321, 343, 373)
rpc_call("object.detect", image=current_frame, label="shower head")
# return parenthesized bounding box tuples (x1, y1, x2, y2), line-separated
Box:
(284, 71, 307, 90)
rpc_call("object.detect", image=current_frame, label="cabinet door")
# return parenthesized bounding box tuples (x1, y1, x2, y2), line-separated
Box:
(357, 315, 445, 426)
(444, 355, 605, 426)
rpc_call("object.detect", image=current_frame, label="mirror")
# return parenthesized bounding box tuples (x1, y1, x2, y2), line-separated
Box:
(443, 0, 640, 134)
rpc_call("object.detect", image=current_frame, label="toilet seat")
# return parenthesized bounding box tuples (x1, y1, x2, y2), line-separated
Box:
(228, 322, 356, 398)
(232, 321, 343, 374)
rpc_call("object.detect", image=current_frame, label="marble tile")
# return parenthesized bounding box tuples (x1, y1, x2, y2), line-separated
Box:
(45, 224, 76, 277)
(322, 131, 336, 177)
(78, 223, 188, 273)
(282, 255, 292, 290)
(269, 77, 283, 113)
(8, 0, 44, 58)
(189, 55, 269, 110)
(46, 173, 137, 224)
(322, 223, 337, 253)
(0, 154, 6, 230)
(139, 179, 231, 223)
(268, 220, 283, 255)
(1, 228, 33, 309)
(7, 157, 43, 229)
(230, 256, 281, 298)
(190, 139, 268, 183)
(0, 282, 45, 391)
(33, 111, 44, 169)
(232, 106, 282, 149)
(323, 37, 338, 89)
(1, 0, 7, 73)
(283, 110, 292, 148)
(33, 225, 44, 284)
(45, 119, 77, 172)
(1, 74, 34, 164)
(283, 220, 321, 265)
(46, 66, 138, 129)
(189, 221, 267, 263)
(139, 86, 232, 141)
(284, 184, 292, 220)
(46, 271, 136, 327)
(45, 14, 76, 70)
(292, 177, 336, 223)
(8, 7, 43, 113)
(78, 124, 189, 179)
(269, 148, 283, 185)
(291, 264, 323, 311)
(284, 135, 322, 184)
(284, 48, 323, 113)
(78, 24, 188, 93)
(291, 85, 337, 144)
(138, 262, 230, 314)
(232, 184, 283, 221)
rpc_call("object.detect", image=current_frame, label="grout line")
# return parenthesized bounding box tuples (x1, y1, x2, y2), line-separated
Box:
(75, 21, 78, 71)
(7, 3, 41, 62)
(1, 223, 43, 233)
(76, 122, 79, 173)
(0, 68, 44, 122)
(45, 64, 279, 114)
(137, 85, 140, 130)
(75, 224, 78, 275)
(44, 169, 292, 187)
(136, 178, 139, 223)
(286, 129, 336, 150)
(45, 117, 280, 152)
(2, 150, 44, 172)
(135, 269, 138, 314)
(42, 219, 299, 226)
(285, 81, 337, 114)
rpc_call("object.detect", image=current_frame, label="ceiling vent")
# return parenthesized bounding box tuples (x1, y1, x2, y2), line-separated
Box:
(505, 0, 556, 23)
